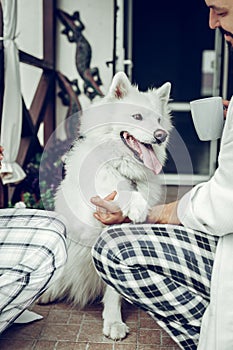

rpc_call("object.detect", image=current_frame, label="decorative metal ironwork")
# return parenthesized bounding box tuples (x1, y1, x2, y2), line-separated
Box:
(56, 71, 82, 139)
(57, 9, 104, 101)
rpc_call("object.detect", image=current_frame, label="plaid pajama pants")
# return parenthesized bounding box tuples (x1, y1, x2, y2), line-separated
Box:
(92, 224, 219, 350)
(0, 208, 67, 334)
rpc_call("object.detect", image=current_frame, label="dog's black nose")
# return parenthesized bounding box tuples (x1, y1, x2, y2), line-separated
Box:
(154, 129, 168, 144)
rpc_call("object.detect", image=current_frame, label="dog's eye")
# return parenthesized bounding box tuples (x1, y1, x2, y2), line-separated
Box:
(132, 113, 142, 120)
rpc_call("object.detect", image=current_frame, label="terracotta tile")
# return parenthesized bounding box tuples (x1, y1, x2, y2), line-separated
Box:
(118, 324, 137, 344)
(32, 303, 53, 317)
(46, 309, 72, 324)
(122, 302, 139, 322)
(138, 346, 163, 350)
(0, 321, 44, 340)
(40, 324, 79, 341)
(139, 310, 151, 318)
(162, 334, 178, 346)
(122, 310, 139, 323)
(0, 295, 184, 350)
(138, 347, 176, 350)
(114, 343, 137, 350)
(82, 304, 103, 319)
(56, 342, 87, 349)
(68, 312, 84, 325)
(138, 328, 161, 345)
(87, 343, 113, 349)
(78, 322, 111, 343)
(33, 340, 56, 349)
(0, 339, 34, 350)
(83, 310, 103, 323)
(139, 316, 160, 329)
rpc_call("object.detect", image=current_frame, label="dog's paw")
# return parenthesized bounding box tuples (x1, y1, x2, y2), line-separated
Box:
(125, 192, 149, 223)
(127, 205, 147, 223)
(103, 320, 129, 340)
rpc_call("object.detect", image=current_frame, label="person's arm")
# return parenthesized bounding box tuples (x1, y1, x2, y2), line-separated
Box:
(147, 201, 181, 225)
(177, 97, 233, 235)
(91, 191, 181, 225)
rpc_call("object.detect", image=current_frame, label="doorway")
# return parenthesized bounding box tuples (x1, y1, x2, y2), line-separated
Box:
(130, 0, 218, 184)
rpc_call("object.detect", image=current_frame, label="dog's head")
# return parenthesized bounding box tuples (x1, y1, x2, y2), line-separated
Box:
(105, 72, 172, 174)
(80, 72, 172, 175)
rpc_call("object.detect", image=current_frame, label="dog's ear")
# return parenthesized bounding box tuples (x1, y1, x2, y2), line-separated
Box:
(156, 82, 171, 105)
(107, 72, 132, 99)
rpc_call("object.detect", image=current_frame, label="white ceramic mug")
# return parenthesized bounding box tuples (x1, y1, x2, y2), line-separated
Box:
(190, 96, 225, 141)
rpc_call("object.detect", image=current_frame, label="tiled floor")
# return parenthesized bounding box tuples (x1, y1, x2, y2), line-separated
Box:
(0, 301, 180, 350)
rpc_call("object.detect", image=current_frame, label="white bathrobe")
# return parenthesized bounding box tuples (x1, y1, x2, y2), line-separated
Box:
(177, 97, 233, 350)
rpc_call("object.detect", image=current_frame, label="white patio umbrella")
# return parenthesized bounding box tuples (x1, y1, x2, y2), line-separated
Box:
(0, 0, 26, 184)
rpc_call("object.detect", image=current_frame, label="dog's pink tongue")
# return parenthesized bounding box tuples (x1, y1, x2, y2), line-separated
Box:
(138, 143, 162, 174)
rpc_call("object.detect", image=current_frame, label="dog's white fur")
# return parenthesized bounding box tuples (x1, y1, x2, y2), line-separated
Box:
(39, 72, 172, 340)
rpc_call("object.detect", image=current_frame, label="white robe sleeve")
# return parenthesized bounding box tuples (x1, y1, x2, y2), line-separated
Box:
(177, 96, 233, 236)
(0, 0, 26, 184)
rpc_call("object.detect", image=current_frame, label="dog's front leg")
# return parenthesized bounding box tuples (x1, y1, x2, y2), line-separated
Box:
(117, 191, 149, 223)
(102, 285, 129, 340)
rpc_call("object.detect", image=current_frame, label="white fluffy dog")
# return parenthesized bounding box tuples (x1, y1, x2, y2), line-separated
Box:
(39, 72, 172, 340)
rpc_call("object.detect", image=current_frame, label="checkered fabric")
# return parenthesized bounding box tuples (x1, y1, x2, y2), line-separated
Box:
(92, 224, 219, 350)
(0, 208, 67, 334)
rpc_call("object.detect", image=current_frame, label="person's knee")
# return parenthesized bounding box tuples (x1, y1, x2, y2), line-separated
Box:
(27, 212, 68, 280)
(41, 226, 68, 273)
(49, 230, 67, 269)
(36, 211, 68, 270)
(92, 228, 112, 260)
(91, 227, 123, 278)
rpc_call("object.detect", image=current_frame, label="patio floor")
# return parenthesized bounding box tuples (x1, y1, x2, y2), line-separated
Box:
(0, 301, 180, 350)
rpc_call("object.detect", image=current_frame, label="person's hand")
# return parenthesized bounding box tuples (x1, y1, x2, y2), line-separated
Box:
(0, 146, 4, 169)
(90, 191, 131, 225)
(223, 99, 229, 119)
(147, 201, 181, 225)
(91, 191, 181, 226)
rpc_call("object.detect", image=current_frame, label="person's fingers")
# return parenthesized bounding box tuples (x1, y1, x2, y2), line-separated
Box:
(96, 206, 107, 214)
(104, 191, 117, 201)
(94, 191, 117, 214)
(93, 213, 103, 222)
(91, 196, 120, 213)
(222, 99, 229, 107)
(91, 196, 104, 206)
(94, 212, 102, 220)
(91, 191, 117, 206)
(223, 100, 229, 119)
(90, 196, 109, 210)
(93, 212, 113, 224)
